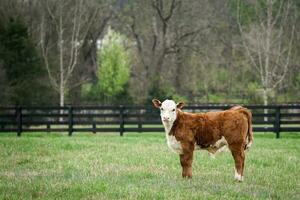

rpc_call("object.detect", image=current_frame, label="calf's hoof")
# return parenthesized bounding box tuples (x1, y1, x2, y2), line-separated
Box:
(182, 174, 192, 179)
(234, 173, 244, 182)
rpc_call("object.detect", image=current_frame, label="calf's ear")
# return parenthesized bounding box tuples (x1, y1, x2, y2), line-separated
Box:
(152, 99, 162, 108)
(176, 102, 185, 109)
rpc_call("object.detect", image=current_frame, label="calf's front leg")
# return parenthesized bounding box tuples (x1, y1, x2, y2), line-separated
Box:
(179, 142, 194, 178)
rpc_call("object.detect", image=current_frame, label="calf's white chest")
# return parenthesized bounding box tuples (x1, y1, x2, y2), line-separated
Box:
(163, 122, 183, 154)
(167, 135, 182, 154)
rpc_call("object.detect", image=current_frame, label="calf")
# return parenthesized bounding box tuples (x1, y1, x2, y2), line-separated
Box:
(152, 99, 253, 182)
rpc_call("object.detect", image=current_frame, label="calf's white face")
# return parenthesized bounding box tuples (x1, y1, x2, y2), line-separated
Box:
(160, 100, 177, 123)
(152, 99, 185, 125)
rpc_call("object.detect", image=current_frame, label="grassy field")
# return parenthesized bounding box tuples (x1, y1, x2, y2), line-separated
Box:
(0, 132, 299, 200)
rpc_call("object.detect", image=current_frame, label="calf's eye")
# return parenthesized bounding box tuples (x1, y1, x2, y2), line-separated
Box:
(160, 108, 164, 111)
(172, 109, 175, 112)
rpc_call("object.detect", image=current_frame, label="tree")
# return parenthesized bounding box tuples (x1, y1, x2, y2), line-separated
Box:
(96, 28, 131, 104)
(236, 0, 296, 106)
(118, 0, 209, 103)
(39, 0, 107, 106)
(0, 18, 51, 105)
(0, 65, 9, 105)
(0, 0, 299, 105)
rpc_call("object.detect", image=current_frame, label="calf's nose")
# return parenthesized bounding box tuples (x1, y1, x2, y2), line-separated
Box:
(163, 116, 170, 121)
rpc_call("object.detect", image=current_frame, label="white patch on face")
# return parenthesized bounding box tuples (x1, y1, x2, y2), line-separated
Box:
(160, 99, 177, 125)
(234, 168, 243, 182)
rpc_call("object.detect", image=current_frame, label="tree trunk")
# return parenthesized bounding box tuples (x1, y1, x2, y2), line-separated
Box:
(60, 84, 64, 107)
(263, 88, 268, 122)
(59, 5, 64, 108)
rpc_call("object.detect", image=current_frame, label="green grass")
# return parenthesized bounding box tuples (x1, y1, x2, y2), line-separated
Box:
(0, 132, 299, 200)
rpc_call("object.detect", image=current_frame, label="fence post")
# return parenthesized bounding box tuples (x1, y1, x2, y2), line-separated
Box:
(46, 123, 50, 133)
(119, 105, 124, 136)
(92, 123, 96, 134)
(138, 117, 142, 133)
(138, 108, 142, 132)
(275, 106, 281, 138)
(68, 106, 73, 136)
(16, 106, 22, 137)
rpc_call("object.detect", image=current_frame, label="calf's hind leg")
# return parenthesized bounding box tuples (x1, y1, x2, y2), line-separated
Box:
(229, 144, 245, 182)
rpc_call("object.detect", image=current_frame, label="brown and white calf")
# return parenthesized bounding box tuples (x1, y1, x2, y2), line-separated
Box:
(152, 99, 253, 182)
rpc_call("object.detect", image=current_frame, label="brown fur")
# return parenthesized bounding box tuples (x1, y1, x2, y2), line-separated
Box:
(169, 106, 253, 179)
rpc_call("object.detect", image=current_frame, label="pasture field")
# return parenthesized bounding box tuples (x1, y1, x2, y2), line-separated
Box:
(0, 132, 299, 200)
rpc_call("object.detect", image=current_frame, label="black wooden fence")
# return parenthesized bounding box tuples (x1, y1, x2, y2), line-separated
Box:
(0, 105, 299, 138)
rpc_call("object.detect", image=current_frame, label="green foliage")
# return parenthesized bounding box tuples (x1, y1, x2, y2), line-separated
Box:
(296, 73, 300, 87)
(228, 0, 257, 25)
(207, 94, 223, 103)
(229, 0, 286, 27)
(246, 82, 263, 104)
(0, 18, 52, 105)
(0, 66, 9, 104)
(80, 83, 95, 101)
(82, 28, 131, 104)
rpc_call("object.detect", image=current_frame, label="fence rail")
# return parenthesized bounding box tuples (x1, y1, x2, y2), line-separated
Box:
(0, 105, 299, 138)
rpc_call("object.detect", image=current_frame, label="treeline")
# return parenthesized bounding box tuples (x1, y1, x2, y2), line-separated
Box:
(0, 0, 299, 106)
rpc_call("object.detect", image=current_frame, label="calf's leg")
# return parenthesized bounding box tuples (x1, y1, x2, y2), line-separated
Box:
(229, 144, 245, 182)
(179, 142, 194, 178)
(180, 152, 193, 178)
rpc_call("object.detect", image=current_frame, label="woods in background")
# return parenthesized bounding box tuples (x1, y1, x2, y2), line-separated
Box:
(0, 0, 299, 106)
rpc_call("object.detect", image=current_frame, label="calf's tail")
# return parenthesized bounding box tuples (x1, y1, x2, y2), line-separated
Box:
(241, 108, 253, 149)
(233, 106, 253, 149)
